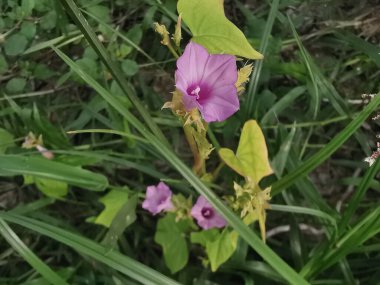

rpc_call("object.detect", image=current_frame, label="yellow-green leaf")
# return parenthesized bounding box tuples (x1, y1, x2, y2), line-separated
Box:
(219, 120, 273, 182)
(206, 230, 238, 272)
(93, 189, 129, 227)
(177, 0, 263, 59)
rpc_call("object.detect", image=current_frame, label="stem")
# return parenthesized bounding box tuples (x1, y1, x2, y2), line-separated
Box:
(167, 42, 179, 59)
(183, 124, 203, 176)
(211, 162, 225, 182)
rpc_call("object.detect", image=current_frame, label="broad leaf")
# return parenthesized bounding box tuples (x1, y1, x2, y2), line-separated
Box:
(154, 214, 190, 274)
(178, 0, 263, 59)
(190, 229, 219, 246)
(206, 230, 238, 271)
(35, 177, 68, 198)
(92, 189, 129, 228)
(191, 229, 238, 271)
(219, 120, 273, 182)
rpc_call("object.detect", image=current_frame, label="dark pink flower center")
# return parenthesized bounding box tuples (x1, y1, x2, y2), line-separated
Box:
(201, 207, 214, 219)
(157, 195, 168, 205)
(187, 84, 211, 102)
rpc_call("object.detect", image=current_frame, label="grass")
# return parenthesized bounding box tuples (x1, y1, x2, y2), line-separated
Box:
(0, 0, 380, 284)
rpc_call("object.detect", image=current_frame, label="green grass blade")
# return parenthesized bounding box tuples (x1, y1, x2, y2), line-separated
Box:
(54, 46, 310, 285)
(339, 158, 380, 231)
(0, 155, 108, 191)
(245, 0, 279, 119)
(81, 8, 156, 63)
(261, 86, 306, 125)
(301, 207, 380, 278)
(0, 213, 180, 285)
(58, 0, 168, 145)
(335, 31, 380, 67)
(270, 204, 336, 227)
(0, 219, 68, 285)
(287, 16, 320, 118)
(271, 91, 380, 195)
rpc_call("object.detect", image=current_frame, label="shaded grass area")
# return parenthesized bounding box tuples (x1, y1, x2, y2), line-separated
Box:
(0, 0, 380, 284)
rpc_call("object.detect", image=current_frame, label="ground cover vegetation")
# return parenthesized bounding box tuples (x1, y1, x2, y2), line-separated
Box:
(0, 0, 380, 284)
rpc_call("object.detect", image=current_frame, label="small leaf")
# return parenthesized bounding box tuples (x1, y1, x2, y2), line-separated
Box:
(6, 77, 27, 93)
(20, 22, 37, 39)
(86, 5, 111, 24)
(21, 0, 35, 16)
(177, 0, 262, 59)
(154, 214, 190, 274)
(40, 11, 57, 30)
(121, 59, 139, 77)
(4, 34, 28, 56)
(102, 194, 137, 249)
(190, 229, 219, 246)
(34, 178, 68, 198)
(93, 189, 129, 228)
(0, 128, 15, 154)
(191, 229, 238, 271)
(206, 230, 238, 271)
(219, 120, 273, 182)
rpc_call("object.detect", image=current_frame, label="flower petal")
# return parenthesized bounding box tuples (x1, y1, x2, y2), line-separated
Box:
(200, 54, 237, 89)
(199, 85, 239, 122)
(176, 42, 209, 86)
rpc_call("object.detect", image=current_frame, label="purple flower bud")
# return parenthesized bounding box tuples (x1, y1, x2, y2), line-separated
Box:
(191, 196, 227, 230)
(142, 182, 174, 215)
(175, 42, 239, 122)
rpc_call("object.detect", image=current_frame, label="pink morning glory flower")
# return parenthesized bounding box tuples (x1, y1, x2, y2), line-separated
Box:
(175, 42, 239, 122)
(191, 196, 227, 230)
(142, 182, 174, 215)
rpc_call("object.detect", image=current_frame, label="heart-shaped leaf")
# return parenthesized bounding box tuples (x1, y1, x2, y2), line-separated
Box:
(219, 120, 272, 182)
(178, 0, 263, 59)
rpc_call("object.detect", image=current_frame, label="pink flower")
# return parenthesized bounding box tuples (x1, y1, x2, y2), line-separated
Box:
(191, 196, 227, 229)
(175, 42, 239, 122)
(142, 182, 174, 215)
(36, 145, 54, 160)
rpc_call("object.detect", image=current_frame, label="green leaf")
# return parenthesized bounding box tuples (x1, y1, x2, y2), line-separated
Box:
(121, 59, 139, 77)
(92, 189, 129, 227)
(4, 34, 28, 56)
(5, 77, 27, 93)
(0, 155, 108, 191)
(191, 229, 238, 271)
(0, 128, 15, 154)
(86, 5, 111, 24)
(206, 230, 238, 271)
(219, 120, 273, 182)
(40, 11, 57, 30)
(190, 229, 219, 246)
(74, 57, 99, 80)
(21, 0, 35, 16)
(20, 21, 37, 39)
(154, 214, 190, 274)
(102, 194, 138, 249)
(34, 178, 68, 198)
(177, 0, 262, 59)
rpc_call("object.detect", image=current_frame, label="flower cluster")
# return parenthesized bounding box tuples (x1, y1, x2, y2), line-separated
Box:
(142, 182, 227, 230)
